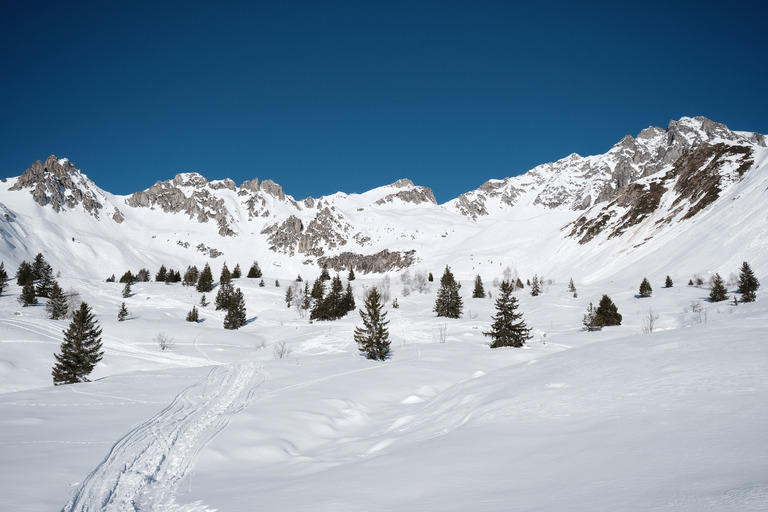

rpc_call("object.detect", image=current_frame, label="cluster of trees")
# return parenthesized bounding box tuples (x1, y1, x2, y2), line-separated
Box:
(310, 275, 356, 321)
(706, 262, 760, 304)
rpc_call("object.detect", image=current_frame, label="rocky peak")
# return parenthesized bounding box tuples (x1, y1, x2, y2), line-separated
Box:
(374, 180, 437, 206)
(9, 156, 107, 218)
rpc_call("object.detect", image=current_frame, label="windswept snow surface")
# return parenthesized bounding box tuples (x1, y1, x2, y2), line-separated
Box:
(0, 269, 767, 511)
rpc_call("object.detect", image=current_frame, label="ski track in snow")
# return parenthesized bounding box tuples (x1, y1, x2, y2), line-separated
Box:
(62, 362, 264, 512)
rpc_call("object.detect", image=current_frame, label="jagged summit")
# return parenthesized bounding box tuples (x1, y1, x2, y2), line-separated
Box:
(2, 116, 767, 282)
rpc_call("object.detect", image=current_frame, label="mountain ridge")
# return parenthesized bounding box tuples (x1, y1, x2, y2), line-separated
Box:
(1, 116, 766, 283)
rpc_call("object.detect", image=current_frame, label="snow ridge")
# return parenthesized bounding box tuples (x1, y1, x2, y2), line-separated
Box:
(62, 363, 263, 512)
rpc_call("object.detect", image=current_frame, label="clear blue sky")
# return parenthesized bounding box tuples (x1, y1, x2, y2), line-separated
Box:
(2, 1, 766, 203)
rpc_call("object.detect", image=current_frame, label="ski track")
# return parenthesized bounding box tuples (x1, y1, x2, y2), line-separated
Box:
(62, 362, 264, 512)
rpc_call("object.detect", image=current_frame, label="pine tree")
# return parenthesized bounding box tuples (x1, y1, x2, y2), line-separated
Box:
(311, 279, 325, 300)
(16, 261, 34, 286)
(434, 266, 463, 318)
(18, 283, 37, 307)
(709, 273, 728, 302)
(223, 288, 247, 330)
(135, 268, 151, 282)
(46, 282, 69, 320)
(665, 275, 673, 288)
(183, 265, 199, 287)
(232, 264, 242, 279)
(343, 282, 356, 312)
(259, 279, 265, 287)
(737, 261, 760, 302)
(472, 275, 485, 298)
(515, 277, 524, 290)
(484, 280, 531, 348)
(568, 278, 576, 293)
(530, 275, 541, 296)
(319, 263, 331, 281)
(35, 264, 56, 298)
(215, 282, 235, 310)
(196, 263, 214, 293)
(200, 294, 208, 307)
(155, 265, 168, 282)
(106, 274, 116, 283)
(119, 270, 134, 284)
(284, 286, 294, 308)
(296, 274, 303, 282)
(31, 253, 48, 280)
(117, 302, 129, 322)
(121, 280, 132, 298)
(595, 294, 622, 326)
(348, 268, 356, 281)
(247, 261, 262, 278)
(220, 262, 232, 285)
(302, 282, 311, 310)
(428, 272, 434, 282)
(0, 261, 8, 296)
(186, 305, 199, 322)
(52, 302, 103, 385)
(639, 277, 652, 298)
(354, 287, 390, 361)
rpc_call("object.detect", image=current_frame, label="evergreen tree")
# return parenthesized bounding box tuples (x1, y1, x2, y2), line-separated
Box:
(35, 264, 56, 298)
(737, 261, 760, 302)
(247, 261, 262, 278)
(18, 283, 37, 307)
(258, 279, 265, 287)
(354, 287, 390, 361)
(310, 275, 348, 321)
(106, 274, 116, 283)
(16, 261, 34, 286)
(196, 263, 214, 293)
(665, 275, 673, 288)
(285, 286, 294, 308)
(311, 279, 325, 300)
(343, 282, 356, 312)
(200, 294, 208, 307)
(434, 266, 463, 318)
(296, 274, 303, 282)
(639, 277, 653, 298)
(122, 281, 132, 298)
(472, 275, 485, 298)
(319, 263, 331, 281)
(119, 270, 134, 284)
(135, 268, 151, 282)
(2, 261, 12, 294)
(232, 264, 242, 279)
(515, 277, 524, 290)
(302, 282, 311, 310)
(46, 283, 69, 320)
(117, 302, 129, 322)
(484, 280, 531, 348)
(220, 262, 232, 285)
(183, 265, 200, 287)
(52, 302, 103, 385)
(275, 279, 280, 287)
(215, 282, 235, 310)
(155, 265, 168, 282)
(223, 288, 247, 330)
(32, 253, 48, 280)
(595, 295, 622, 326)
(348, 268, 356, 281)
(428, 272, 434, 282)
(568, 278, 576, 293)
(186, 305, 199, 322)
(709, 273, 728, 302)
(530, 275, 541, 296)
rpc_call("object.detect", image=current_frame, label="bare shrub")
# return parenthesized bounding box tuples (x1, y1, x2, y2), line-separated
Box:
(641, 308, 660, 333)
(273, 340, 293, 359)
(413, 272, 430, 293)
(155, 332, 175, 351)
(66, 288, 82, 318)
(433, 323, 447, 344)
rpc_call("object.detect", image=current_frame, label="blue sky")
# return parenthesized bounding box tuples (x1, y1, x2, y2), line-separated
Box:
(2, 1, 766, 203)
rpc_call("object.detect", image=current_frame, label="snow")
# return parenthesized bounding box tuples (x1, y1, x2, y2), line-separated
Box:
(1, 268, 766, 511)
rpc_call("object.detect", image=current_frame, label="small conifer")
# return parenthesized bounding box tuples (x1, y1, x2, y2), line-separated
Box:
(117, 302, 129, 322)
(354, 287, 390, 361)
(639, 277, 652, 298)
(737, 261, 760, 302)
(709, 273, 728, 302)
(485, 280, 531, 348)
(52, 302, 103, 385)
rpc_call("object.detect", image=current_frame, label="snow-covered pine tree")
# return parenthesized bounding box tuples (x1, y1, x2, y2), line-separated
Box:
(319, 263, 331, 281)
(472, 275, 485, 298)
(639, 277, 652, 298)
(530, 275, 541, 296)
(434, 266, 463, 318)
(35, 264, 56, 298)
(737, 261, 760, 302)
(223, 288, 247, 330)
(583, 302, 601, 331)
(348, 268, 356, 281)
(122, 281, 132, 298)
(354, 286, 390, 361)
(186, 305, 199, 322)
(52, 302, 103, 385)
(197, 263, 214, 293)
(665, 275, 673, 288)
(46, 282, 68, 320)
(219, 262, 232, 285)
(484, 280, 531, 348)
(215, 282, 234, 310)
(0, 261, 7, 296)
(568, 278, 576, 293)
(284, 286, 294, 308)
(232, 264, 242, 279)
(709, 273, 728, 302)
(16, 261, 34, 286)
(155, 265, 168, 282)
(117, 302, 129, 322)
(247, 261, 262, 278)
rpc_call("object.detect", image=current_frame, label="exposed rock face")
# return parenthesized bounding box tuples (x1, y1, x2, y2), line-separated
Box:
(261, 215, 304, 255)
(318, 249, 417, 274)
(374, 179, 437, 206)
(10, 157, 102, 214)
(566, 141, 754, 244)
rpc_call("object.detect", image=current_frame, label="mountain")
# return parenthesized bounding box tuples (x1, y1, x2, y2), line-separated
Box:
(1, 116, 766, 284)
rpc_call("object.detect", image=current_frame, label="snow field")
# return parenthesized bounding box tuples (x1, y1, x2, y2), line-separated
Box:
(0, 269, 766, 511)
